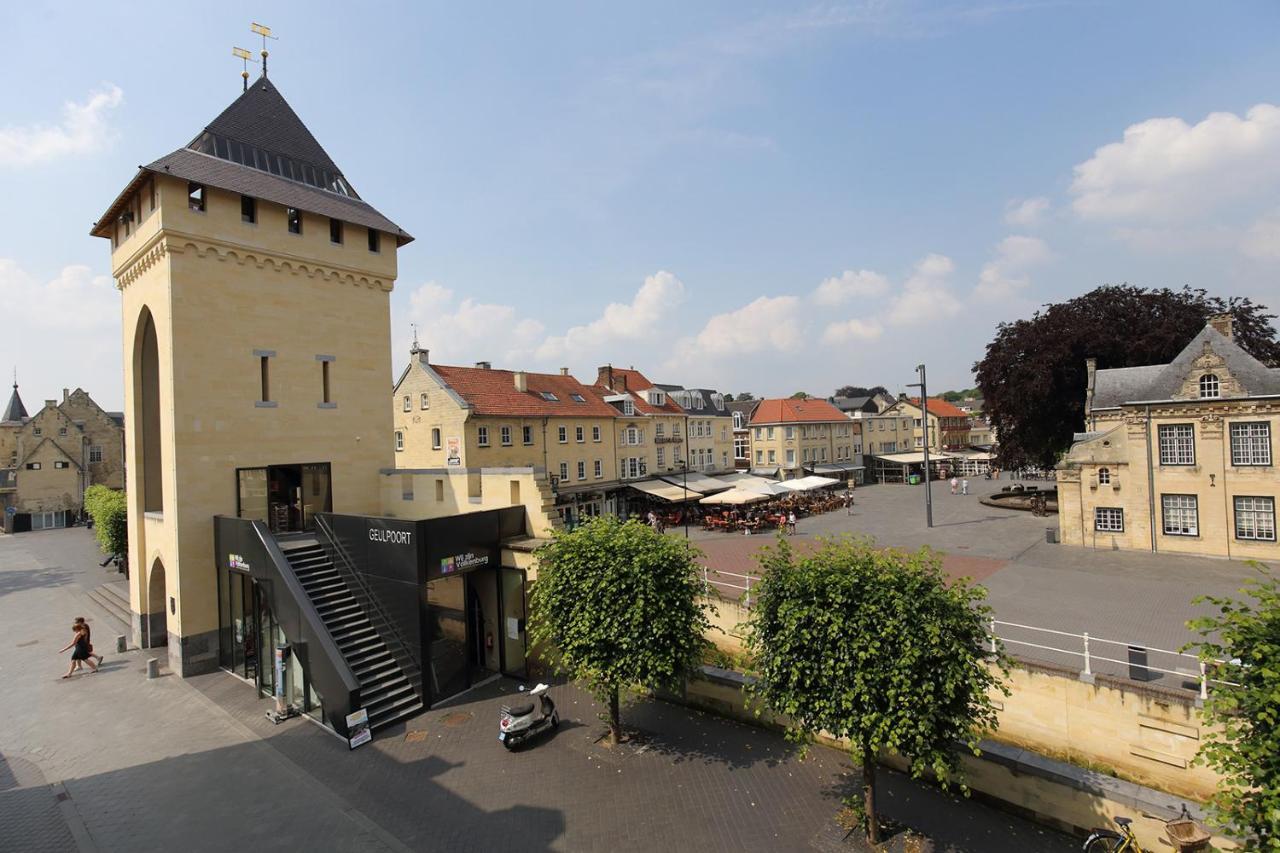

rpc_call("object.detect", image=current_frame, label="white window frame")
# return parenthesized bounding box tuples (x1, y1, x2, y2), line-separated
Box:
(577, 460, 586, 480)
(420, 392, 429, 410)
(403, 395, 411, 412)
(593, 459, 603, 478)
(1094, 507, 1124, 533)
(558, 426, 568, 444)
(559, 462, 568, 481)
(1097, 467, 1110, 485)
(575, 425, 585, 443)
(1198, 374, 1220, 399)
(1161, 494, 1199, 537)
(733, 411, 744, 429)
(89, 445, 104, 463)
(1234, 496, 1276, 541)
(1158, 424, 1195, 466)
(477, 426, 490, 447)
(394, 431, 404, 451)
(1230, 422, 1272, 466)
(431, 428, 441, 450)
(657, 447, 665, 466)
(500, 426, 512, 446)
(523, 425, 534, 445)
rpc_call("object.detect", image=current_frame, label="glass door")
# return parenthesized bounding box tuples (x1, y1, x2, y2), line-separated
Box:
(499, 569, 527, 677)
(425, 575, 468, 704)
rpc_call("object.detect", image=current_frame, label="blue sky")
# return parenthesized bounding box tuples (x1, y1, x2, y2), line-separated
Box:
(4, 1, 1280, 410)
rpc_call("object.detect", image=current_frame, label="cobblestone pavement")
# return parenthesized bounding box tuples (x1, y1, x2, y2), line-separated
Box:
(692, 478, 1268, 684)
(2, 527, 1076, 851)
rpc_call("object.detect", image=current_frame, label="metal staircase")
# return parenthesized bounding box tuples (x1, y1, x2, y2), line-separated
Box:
(282, 543, 423, 730)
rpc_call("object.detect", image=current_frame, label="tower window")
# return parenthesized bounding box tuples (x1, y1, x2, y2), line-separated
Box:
(329, 218, 343, 245)
(368, 228, 380, 253)
(1198, 374, 1220, 399)
(188, 182, 206, 212)
(260, 355, 271, 402)
(321, 360, 331, 404)
(241, 195, 256, 224)
(287, 207, 302, 234)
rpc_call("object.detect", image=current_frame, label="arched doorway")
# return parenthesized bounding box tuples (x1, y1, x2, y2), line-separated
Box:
(146, 558, 168, 647)
(132, 307, 163, 514)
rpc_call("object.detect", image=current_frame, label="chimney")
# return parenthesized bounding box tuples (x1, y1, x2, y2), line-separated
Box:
(596, 365, 614, 389)
(475, 361, 491, 370)
(1208, 313, 1234, 340)
(62, 388, 69, 403)
(45, 399, 56, 409)
(1084, 357, 1098, 425)
(559, 367, 569, 376)
(514, 371, 528, 393)
(416, 348, 430, 365)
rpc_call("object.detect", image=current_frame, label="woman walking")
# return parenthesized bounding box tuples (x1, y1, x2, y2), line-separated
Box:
(59, 621, 98, 678)
(74, 617, 104, 666)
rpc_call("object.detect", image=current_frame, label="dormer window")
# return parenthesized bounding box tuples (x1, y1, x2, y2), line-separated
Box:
(649, 390, 665, 406)
(540, 391, 559, 402)
(713, 394, 724, 411)
(570, 393, 586, 403)
(1198, 374, 1220, 399)
(733, 411, 744, 429)
(622, 400, 635, 416)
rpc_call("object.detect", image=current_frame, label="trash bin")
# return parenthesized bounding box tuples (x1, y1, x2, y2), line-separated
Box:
(908, 474, 920, 485)
(1128, 645, 1153, 681)
(1045, 527, 1058, 544)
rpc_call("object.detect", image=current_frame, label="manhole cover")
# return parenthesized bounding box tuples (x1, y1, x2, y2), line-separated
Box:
(16, 640, 39, 647)
(441, 712, 472, 727)
(404, 730, 429, 743)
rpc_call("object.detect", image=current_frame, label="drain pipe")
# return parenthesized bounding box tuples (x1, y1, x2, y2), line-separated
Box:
(1145, 405, 1157, 553)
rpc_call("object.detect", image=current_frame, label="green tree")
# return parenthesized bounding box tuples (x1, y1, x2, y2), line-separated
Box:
(1186, 571, 1280, 848)
(83, 485, 127, 556)
(835, 385, 888, 398)
(975, 286, 1280, 469)
(530, 517, 712, 744)
(789, 391, 810, 399)
(744, 537, 1007, 843)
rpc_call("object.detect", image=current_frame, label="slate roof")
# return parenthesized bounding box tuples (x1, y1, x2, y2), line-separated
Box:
(662, 386, 729, 417)
(750, 398, 848, 425)
(594, 367, 686, 416)
(2, 384, 27, 423)
(1091, 324, 1280, 409)
(727, 399, 760, 425)
(431, 365, 618, 418)
(829, 395, 874, 413)
(92, 77, 411, 245)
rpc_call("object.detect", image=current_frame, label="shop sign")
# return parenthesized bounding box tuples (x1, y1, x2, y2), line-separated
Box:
(228, 553, 250, 570)
(446, 437, 461, 466)
(368, 527, 413, 545)
(440, 551, 488, 574)
(346, 708, 372, 749)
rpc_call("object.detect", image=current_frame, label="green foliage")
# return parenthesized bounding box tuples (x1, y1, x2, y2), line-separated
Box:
(834, 385, 888, 399)
(530, 516, 713, 740)
(789, 391, 810, 399)
(938, 388, 979, 402)
(83, 485, 127, 556)
(743, 536, 1008, 838)
(975, 286, 1280, 469)
(1187, 570, 1280, 848)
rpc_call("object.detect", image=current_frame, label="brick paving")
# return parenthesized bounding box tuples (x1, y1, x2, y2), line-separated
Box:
(2, 526, 1076, 851)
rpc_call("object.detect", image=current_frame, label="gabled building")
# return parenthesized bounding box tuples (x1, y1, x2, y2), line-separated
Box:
(1058, 315, 1279, 558)
(882, 397, 971, 453)
(747, 398, 860, 480)
(658, 385, 734, 474)
(594, 366, 689, 482)
(727, 399, 760, 470)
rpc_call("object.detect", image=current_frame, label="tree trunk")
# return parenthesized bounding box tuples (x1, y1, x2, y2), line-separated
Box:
(609, 686, 622, 745)
(863, 745, 880, 844)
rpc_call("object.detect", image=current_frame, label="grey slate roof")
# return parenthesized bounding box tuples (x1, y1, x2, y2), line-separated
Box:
(727, 399, 760, 423)
(1092, 324, 1280, 408)
(662, 386, 729, 416)
(93, 76, 411, 245)
(829, 395, 875, 413)
(2, 384, 27, 423)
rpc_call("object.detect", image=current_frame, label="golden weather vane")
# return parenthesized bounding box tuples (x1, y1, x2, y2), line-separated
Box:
(250, 22, 278, 77)
(231, 46, 259, 92)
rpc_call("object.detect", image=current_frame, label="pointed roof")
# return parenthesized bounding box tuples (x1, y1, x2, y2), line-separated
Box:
(92, 76, 411, 245)
(750, 398, 847, 425)
(2, 382, 27, 423)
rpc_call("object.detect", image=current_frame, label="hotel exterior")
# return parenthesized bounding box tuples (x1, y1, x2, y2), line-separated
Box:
(1056, 316, 1279, 559)
(747, 398, 861, 481)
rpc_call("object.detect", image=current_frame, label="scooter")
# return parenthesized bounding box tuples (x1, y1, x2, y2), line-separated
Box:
(498, 683, 558, 750)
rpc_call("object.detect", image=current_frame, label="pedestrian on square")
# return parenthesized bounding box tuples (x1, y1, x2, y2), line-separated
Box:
(787, 511, 797, 535)
(961, 478, 969, 496)
(74, 617, 104, 666)
(950, 476, 958, 495)
(59, 621, 98, 678)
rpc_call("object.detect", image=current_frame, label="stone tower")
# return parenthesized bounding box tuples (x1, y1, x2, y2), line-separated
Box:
(91, 74, 412, 674)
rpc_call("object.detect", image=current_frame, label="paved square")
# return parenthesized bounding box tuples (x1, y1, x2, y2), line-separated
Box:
(1, 526, 1075, 851)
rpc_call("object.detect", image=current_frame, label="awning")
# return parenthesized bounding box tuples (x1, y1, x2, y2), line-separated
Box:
(777, 475, 842, 492)
(699, 488, 770, 506)
(812, 463, 862, 475)
(627, 480, 703, 502)
(658, 473, 733, 493)
(718, 472, 765, 484)
(742, 480, 791, 496)
(749, 467, 781, 478)
(872, 452, 930, 465)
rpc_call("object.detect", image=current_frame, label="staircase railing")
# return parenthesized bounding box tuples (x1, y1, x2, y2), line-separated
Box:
(313, 514, 424, 703)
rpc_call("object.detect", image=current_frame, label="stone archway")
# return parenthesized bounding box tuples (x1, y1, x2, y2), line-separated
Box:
(145, 558, 168, 648)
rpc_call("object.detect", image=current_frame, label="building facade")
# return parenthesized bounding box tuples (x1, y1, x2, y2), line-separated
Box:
(882, 397, 972, 452)
(728, 399, 760, 471)
(747, 398, 858, 479)
(661, 386, 734, 473)
(1057, 316, 1279, 559)
(0, 384, 125, 529)
(594, 366, 690, 483)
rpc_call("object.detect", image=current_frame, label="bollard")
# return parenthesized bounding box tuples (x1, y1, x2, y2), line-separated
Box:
(116, 635, 127, 653)
(146, 658, 159, 679)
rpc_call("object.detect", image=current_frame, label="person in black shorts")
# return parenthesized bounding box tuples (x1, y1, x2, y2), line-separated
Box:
(59, 621, 99, 678)
(74, 617, 104, 666)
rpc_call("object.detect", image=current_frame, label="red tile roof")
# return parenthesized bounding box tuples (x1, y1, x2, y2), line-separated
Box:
(593, 366, 686, 416)
(909, 397, 968, 419)
(431, 364, 618, 417)
(749, 398, 848, 424)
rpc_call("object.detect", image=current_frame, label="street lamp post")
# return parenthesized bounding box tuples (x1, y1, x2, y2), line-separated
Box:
(677, 458, 689, 540)
(907, 364, 933, 528)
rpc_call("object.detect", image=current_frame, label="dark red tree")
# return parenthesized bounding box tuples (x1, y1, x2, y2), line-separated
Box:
(975, 286, 1280, 470)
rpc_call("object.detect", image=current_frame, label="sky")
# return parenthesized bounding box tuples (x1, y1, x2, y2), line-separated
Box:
(4, 1, 1280, 411)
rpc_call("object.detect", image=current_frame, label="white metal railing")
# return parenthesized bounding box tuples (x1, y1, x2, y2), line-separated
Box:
(990, 619, 1238, 699)
(702, 566, 755, 608)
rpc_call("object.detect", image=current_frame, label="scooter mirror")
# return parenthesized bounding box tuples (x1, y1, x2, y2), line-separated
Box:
(518, 685, 526, 692)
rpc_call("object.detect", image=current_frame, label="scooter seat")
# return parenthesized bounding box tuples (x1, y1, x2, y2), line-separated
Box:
(507, 702, 534, 717)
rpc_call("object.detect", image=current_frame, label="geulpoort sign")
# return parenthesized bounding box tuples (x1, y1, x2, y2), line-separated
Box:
(368, 528, 412, 545)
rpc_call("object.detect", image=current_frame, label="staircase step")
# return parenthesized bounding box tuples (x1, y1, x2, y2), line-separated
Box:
(308, 588, 352, 604)
(330, 616, 373, 634)
(86, 585, 131, 633)
(360, 670, 412, 694)
(368, 695, 423, 730)
(98, 583, 130, 610)
(355, 658, 399, 681)
(347, 648, 393, 669)
(365, 681, 416, 710)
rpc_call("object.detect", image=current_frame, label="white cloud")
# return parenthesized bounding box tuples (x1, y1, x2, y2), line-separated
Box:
(399, 281, 545, 366)
(1003, 196, 1050, 228)
(0, 84, 124, 167)
(812, 269, 889, 306)
(820, 318, 883, 345)
(1070, 104, 1280, 222)
(0, 259, 122, 407)
(536, 271, 684, 360)
(1241, 213, 1280, 260)
(674, 295, 804, 361)
(974, 236, 1052, 302)
(886, 253, 961, 325)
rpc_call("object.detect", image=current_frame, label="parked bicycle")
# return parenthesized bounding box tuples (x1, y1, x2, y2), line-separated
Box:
(1082, 808, 1209, 853)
